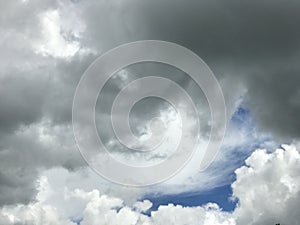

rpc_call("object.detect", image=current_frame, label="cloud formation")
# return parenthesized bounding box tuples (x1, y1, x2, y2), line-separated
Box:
(1, 144, 299, 225)
(1, 0, 300, 210)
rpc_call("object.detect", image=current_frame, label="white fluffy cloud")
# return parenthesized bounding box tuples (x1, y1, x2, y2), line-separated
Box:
(1, 1, 300, 223)
(0, 144, 298, 225)
(0, 203, 74, 225)
(232, 144, 300, 225)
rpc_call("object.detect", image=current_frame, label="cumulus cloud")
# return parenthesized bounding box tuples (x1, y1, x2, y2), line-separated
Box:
(0, 203, 74, 225)
(1, 0, 300, 210)
(0, 144, 299, 225)
(0, 185, 233, 225)
(232, 144, 300, 225)
(0, 119, 84, 205)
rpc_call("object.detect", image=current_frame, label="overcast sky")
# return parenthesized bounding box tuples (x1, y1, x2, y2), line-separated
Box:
(0, 0, 300, 224)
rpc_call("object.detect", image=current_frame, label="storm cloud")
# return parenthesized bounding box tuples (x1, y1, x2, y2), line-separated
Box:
(0, 0, 300, 206)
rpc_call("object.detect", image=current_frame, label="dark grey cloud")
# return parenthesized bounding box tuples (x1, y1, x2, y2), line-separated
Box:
(1, 0, 300, 206)
(0, 0, 88, 205)
(108, 0, 300, 138)
(0, 70, 46, 133)
(76, 0, 300, 138)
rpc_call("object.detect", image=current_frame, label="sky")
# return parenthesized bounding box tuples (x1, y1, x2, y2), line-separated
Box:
(0, 0, 300, 224)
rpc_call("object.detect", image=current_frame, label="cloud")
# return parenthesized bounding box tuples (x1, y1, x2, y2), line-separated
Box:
(0, 0, 93, 205)
(55, 0, 300, 141)
(0, 144, 299, 225)
(232, 144, 300, 225)
(150, 203, 234, 225)
(1, 0, 300, 208)
(0, 120, 84, 205)
(119, 0, 300, 139)
(0, 203, 74, 225)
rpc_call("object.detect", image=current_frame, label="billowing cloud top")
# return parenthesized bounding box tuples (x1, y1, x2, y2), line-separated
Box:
(0, 0, 300, 224)
(0, 145, 299, 225)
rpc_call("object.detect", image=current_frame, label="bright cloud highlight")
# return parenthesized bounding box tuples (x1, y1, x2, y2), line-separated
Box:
(0, 144, 299, 225)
